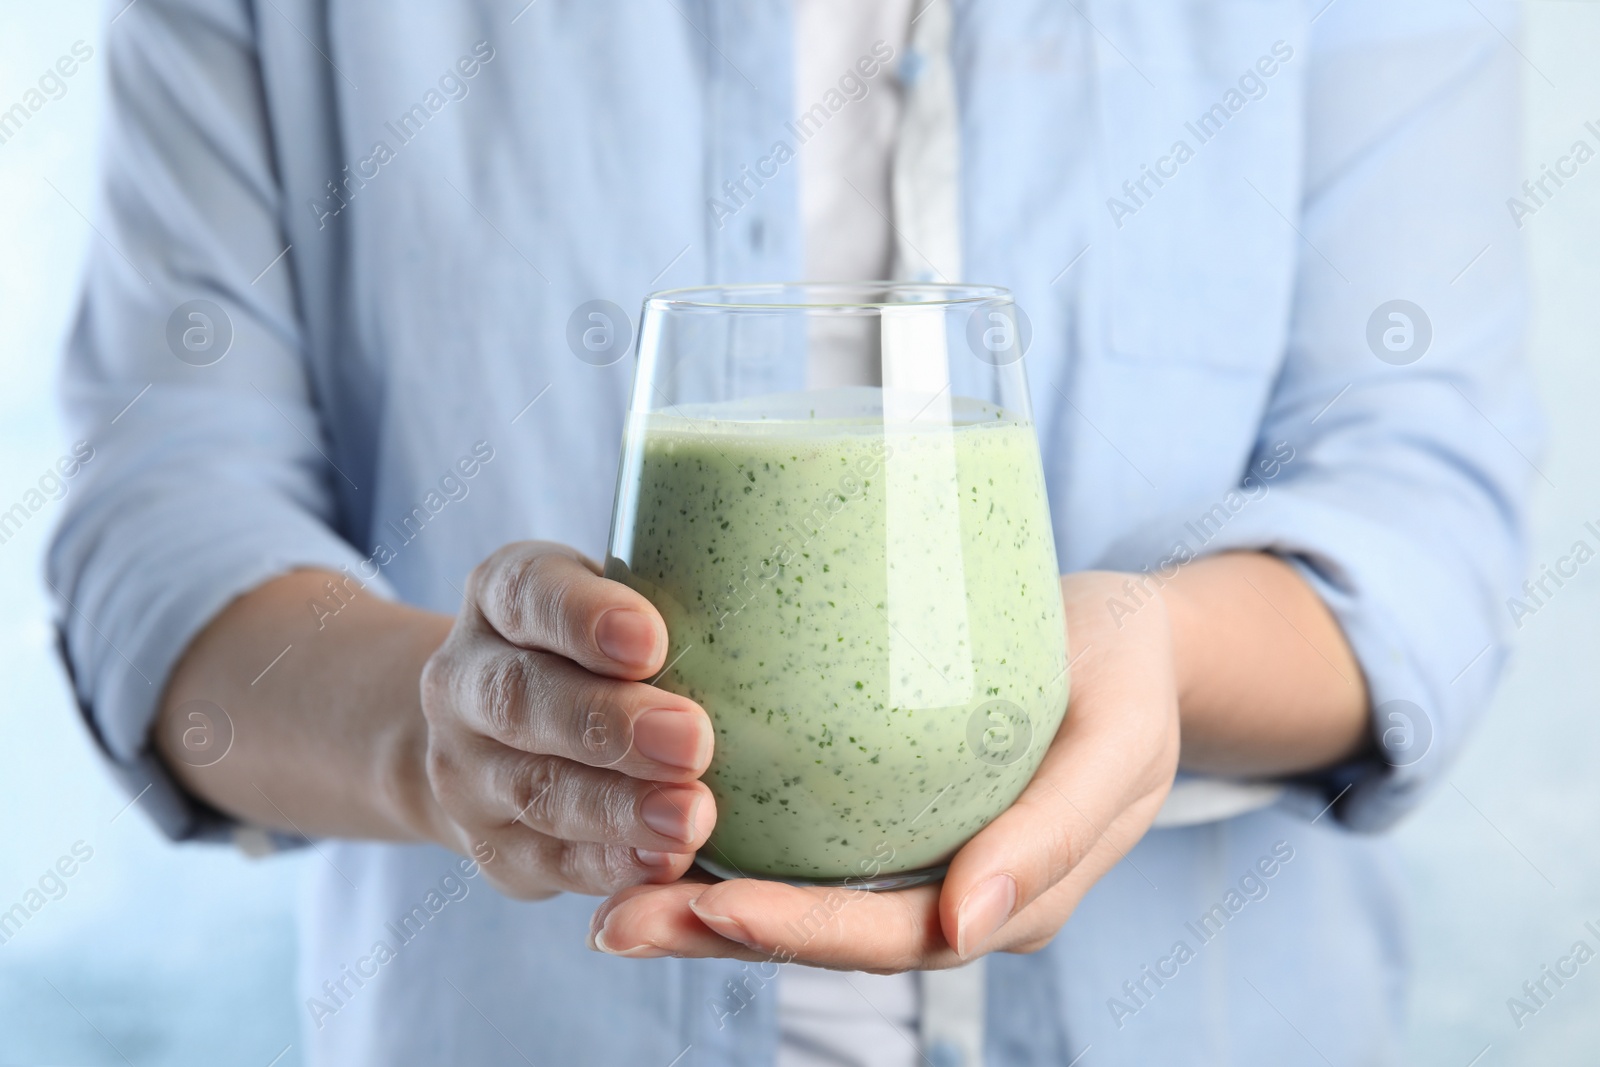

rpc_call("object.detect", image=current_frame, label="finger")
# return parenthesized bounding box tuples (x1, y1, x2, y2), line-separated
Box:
(436, 734, 718, 850)
(938, 691, 1175, 959)
(474, 823, 697, 899)
(931, 571, 1180, 959)
(442, 638, 712, 781)
(587, 880, 759, 961)
(588, 832, 1148, 963)
(596, 878, 955, 973)
(468, 541, 666, 679)
(987, 807, 1165, 955)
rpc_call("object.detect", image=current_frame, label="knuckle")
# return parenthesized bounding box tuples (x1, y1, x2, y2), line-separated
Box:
(476, 544, 602, 658)
(569, 681, 628, 763)
(424, 740, 451, 788)
(423, 742, 473, 825)
(591, 778, 639, 843)
(498, 550, 580, 648)
(551, 842, 635, 895)
(465, 556, 494, 602)
(532, 558, 584, 647)
(593, 845, 647, 892)
(513, 758, 562, 830)
(418, 646, 457, 724)
(549, 838, 590, 889)
(477, 654, 532, 738)
(882, 900, 929, 973)
(1048, 820, 1087, 880)
(497, 552, 549, 638)
(1017, 792, 1082, 881)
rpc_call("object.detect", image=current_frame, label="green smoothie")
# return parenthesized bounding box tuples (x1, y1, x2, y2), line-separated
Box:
(606, 389, 1069, 881)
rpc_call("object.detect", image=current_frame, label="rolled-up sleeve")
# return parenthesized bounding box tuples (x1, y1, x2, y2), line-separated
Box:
(1101, 3, 1542, 831)
(48, 1, 390, 840)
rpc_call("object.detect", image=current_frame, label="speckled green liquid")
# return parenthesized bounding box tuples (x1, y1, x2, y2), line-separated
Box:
(606, 392, 1069, 882)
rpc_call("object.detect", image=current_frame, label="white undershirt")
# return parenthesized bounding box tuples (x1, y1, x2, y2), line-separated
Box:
(796, 0, 910, 281)
(782, 3, 921, 1066)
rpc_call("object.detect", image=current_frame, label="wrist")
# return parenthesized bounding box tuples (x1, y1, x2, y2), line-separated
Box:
(1149, 574, 1199, 715)
(1142, 552, 1371, 776)
(374, 615, 456, 847)
(1062, 567, 1181, 690)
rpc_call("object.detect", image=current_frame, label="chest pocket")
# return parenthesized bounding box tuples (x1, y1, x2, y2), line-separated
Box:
(1090, 1, 1306, 374)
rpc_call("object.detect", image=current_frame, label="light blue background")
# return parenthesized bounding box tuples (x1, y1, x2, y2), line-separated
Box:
(0, 3, 1596, 1063)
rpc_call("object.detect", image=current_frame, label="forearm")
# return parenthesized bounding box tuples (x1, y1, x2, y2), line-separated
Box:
(156, 550, 1361, 844)
(1158, 551, 1371, 776)
(155, 570, 452, 842)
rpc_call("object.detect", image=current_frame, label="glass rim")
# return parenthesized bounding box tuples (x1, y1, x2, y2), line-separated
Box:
(644, 281, 1012, 312)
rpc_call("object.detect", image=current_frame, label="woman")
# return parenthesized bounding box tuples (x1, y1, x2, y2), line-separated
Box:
(51, 0, 1537, 1062)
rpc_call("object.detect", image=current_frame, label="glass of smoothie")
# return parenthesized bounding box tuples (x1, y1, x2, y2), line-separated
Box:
(605, 283, 1069, 890)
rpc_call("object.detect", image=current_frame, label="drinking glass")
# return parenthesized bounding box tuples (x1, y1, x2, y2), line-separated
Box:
(605, 282, 1069, 890)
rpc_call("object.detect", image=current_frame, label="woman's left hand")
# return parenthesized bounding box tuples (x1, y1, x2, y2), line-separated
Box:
(586, 571, 1181, 971)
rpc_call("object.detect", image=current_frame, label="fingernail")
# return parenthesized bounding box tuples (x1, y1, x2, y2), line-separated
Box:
(596, 609, 658, 668)
(633, 709, 710, 772)
(689, 897, 757, 946)
(641, 789, 700, 844)
(590, 911, 670, 958)
(692, 795, 716, 841)
(635, 848, 679, 867)
(955, 874, 1017, 959)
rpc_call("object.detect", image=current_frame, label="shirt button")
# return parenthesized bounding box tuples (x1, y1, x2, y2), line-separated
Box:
(928, 1039, 964, 1067)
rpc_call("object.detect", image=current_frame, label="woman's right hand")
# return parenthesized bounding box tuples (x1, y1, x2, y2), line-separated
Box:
(418, 541, 716, 900)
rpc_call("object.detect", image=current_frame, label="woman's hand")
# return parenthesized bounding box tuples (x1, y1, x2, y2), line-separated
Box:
(417, 542, 718, 900)
(584, 570, 1181, 969)
(160, 541, 1355, 958)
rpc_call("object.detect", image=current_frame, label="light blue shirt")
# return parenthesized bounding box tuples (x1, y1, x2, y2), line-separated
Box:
(50, 1, 1539, 1063)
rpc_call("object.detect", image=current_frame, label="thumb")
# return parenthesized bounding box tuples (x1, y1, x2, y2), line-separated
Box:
(938, 672, 1174, 957)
